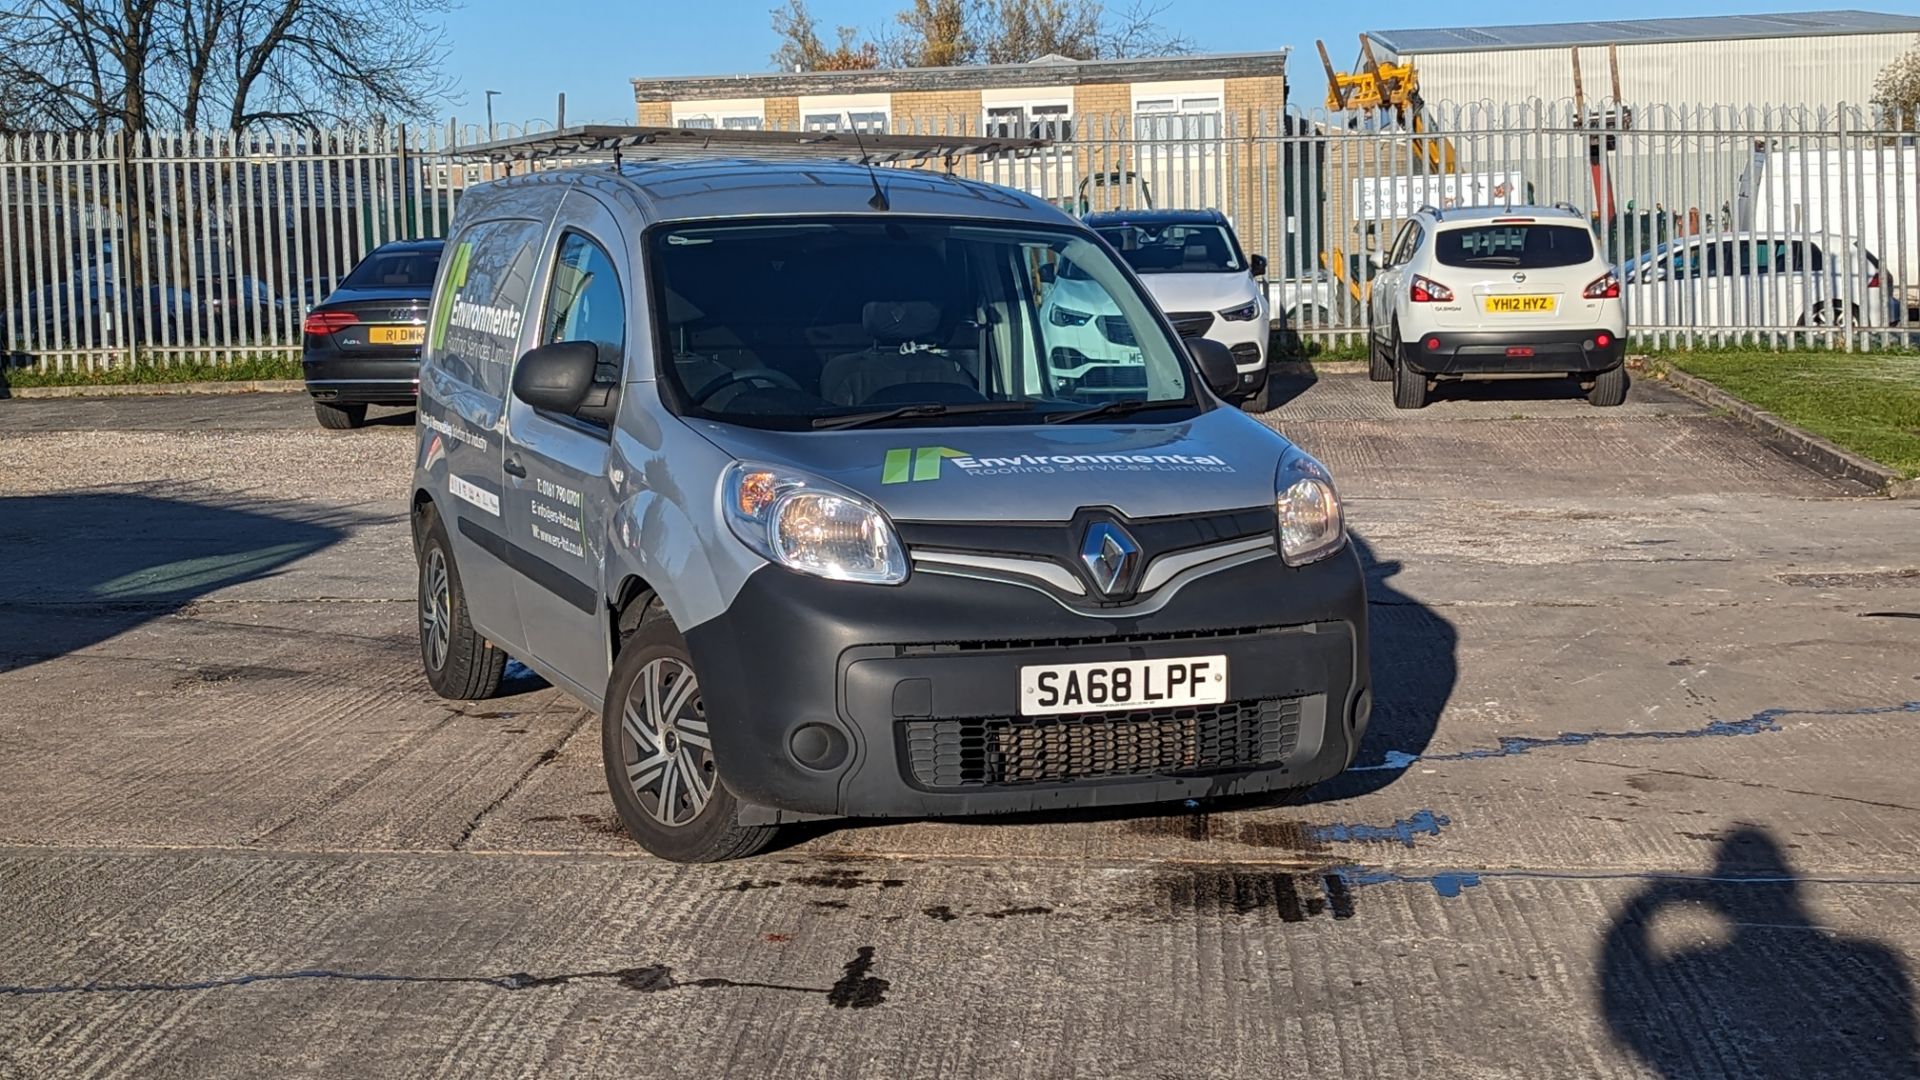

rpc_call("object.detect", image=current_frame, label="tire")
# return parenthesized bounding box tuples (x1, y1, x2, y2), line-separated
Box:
(1368, 328, 1392, 381)
(1798, 302, 1861, 331)
(1391, 330, 1429, 409)
(1587, 364, 1629, 407)
(1239, 379, 1272, 413)
(417, 508, 507, 700)
(314, 400, 367, 430)
(603, 600, 780, 862)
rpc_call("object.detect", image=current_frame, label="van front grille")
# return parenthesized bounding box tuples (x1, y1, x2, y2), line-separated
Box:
(902, 697, 1302, 790)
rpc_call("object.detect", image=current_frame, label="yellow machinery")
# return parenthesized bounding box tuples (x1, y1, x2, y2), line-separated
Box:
(1313, 36, 1460, 307)
(1318, 36, 1456, 173)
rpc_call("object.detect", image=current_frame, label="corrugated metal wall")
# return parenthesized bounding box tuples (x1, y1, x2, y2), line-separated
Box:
(1395, 32, 1920, 113)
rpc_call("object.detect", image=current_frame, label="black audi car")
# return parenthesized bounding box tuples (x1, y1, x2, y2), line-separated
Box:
(302, 238, 444, 429)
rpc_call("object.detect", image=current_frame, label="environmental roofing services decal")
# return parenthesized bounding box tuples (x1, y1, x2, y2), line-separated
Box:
(882, 446, 1233, 483)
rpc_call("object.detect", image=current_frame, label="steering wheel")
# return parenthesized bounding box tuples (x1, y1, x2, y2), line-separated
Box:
(688, 367, 804, 406)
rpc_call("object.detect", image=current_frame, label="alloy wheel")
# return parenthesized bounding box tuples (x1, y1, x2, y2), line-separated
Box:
(421, 548, 451, 671)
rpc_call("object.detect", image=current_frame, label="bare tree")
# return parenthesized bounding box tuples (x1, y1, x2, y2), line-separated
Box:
(975, 0, 1101, 64)
(788, 0, 1188, 71)
(0, 0, 456, 131)
(1092, 0, 1192, 61)
(1873, 42, 1920, 128)
(770, 0, 880, 72)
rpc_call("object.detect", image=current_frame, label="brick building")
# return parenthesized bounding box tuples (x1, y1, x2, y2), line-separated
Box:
(630, 51, 1290, 140)
(630, 52, 1295, 251)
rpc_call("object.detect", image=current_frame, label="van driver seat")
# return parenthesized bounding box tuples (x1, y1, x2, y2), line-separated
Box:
(819, 301, 977, 406)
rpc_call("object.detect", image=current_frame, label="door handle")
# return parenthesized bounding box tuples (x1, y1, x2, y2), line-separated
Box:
(503, 456, 528, 478)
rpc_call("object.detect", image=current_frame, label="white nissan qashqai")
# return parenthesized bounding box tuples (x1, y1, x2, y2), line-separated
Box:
(1368, 204, 1628, 409)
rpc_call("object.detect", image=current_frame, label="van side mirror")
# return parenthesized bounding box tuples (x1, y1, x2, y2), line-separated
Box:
(1249, 254, 1267, 278)
(512, 341, 600, 415)
(1184, 336, 1240, 397)
(1038, 263, 1057, 284)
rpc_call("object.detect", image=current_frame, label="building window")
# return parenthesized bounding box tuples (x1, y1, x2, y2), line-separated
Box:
(985, 103, 1074, 144)
(1134, 95, 1222, 141)
(803, 109, 888, 134)
(678, 112, 764, 131)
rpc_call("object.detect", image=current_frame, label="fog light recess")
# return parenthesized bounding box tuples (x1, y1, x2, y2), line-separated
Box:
(789, 723, 850, 772)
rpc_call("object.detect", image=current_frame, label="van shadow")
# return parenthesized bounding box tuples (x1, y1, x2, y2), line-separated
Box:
(1262, 363, 1319, 410)
(0, 489, 350, 674)
(1302, 531, 1456, 803)
(1600, 825, 1918, 1078)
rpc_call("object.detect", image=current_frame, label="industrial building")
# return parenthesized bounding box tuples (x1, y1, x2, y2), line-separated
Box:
(1362, 10, 1920, 112)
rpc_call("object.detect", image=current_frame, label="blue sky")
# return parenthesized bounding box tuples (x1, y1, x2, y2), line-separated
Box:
(440, 0, 1869, 130)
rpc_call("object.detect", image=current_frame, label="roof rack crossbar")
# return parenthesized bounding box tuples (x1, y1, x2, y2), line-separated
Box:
(443, 124, 1050, 167)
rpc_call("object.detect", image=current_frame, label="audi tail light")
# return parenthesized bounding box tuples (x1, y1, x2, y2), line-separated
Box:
(303, 310, 359, 335)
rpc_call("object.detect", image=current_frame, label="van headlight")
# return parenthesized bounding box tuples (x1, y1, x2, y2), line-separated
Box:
(723, 463, 907, 585)
(1275, 447, 1345, 566)
(1220, 300, 1261, 322)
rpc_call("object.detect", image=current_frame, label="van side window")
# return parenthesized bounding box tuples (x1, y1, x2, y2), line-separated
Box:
(540, 233, 626, 424)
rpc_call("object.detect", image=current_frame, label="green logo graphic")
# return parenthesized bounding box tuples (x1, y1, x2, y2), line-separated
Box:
(882, 446, 968, 484)
(429, 240, 474, 350)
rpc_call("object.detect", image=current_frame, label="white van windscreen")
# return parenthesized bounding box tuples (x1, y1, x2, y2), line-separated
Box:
(1436, 224, 1596, 270)
(649, 218, 1196, 430)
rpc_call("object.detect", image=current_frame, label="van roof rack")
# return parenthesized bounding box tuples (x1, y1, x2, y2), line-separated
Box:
(1417, 203, 1442, 220)
(446, 124, 1051, 170)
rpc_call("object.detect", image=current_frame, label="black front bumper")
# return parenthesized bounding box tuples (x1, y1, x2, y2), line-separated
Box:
(1400, 328, 1623, 375)
(303, 354, 420, 405)
(684, 545, 1371, 819)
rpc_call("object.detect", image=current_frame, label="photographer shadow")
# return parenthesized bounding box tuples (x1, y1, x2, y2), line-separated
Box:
(1600, 826, 1918, 1078)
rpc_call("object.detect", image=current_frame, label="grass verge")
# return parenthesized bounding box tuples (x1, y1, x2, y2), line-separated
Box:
(0, 354, 302, 389)
(1665, 350, 1920, 479)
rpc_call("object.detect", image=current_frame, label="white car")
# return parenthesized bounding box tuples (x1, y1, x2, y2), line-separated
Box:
(1621, 232, 1904, 331)
(1084, 210, 1274, 410)
(1368, 204, 1628, 409)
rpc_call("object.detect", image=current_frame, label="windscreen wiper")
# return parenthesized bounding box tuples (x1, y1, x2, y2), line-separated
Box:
(811, 400, 1033, 430)
(1043, 398, 1187, 424)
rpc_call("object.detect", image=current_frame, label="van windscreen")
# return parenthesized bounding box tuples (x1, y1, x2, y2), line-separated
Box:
(1436, 224, 1595, 269)
(649, 217, 1197, 430)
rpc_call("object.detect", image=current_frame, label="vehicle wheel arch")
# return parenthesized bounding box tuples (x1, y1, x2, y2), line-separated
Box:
(410, 489, 443, 552)
(610, 573, 661, 654)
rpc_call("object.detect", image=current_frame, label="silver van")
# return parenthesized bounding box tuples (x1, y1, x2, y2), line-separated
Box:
(412, 153, 1371, 861)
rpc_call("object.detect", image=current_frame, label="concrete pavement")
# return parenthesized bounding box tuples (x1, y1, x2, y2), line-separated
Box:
(1, 373, 1916, 1077)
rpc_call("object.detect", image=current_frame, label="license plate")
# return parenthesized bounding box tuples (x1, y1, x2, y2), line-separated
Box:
(1019, 655, 1227, 716)
(1484, 295, 1556, 314)
(369, 325, 424, 345)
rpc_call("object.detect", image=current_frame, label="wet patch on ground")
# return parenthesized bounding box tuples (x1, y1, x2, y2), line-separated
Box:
(1145, 867, 1357, 922)
(0, 947, 891, 1010)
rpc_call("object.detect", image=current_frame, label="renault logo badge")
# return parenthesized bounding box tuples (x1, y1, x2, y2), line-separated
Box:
(1080, 521, 1140, 596)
